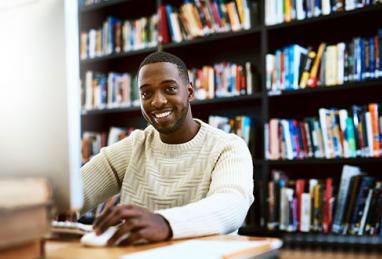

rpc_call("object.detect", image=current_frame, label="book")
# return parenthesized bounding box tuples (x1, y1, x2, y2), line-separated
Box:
(0, 178, 51, 208)
(299, 49, 316, 88)
(0, 178, 51, 249)
(332, 165, 361, 234)
(307, 43, 326, 88)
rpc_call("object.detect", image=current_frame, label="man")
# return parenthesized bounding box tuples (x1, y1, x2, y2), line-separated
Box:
(81, 51, 254, 246)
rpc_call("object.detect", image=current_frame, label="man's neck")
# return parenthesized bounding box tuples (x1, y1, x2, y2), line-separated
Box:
(159, 119, 201, 144)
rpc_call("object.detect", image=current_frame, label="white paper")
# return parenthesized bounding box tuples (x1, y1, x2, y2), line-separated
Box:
(120, 239, 282, 259)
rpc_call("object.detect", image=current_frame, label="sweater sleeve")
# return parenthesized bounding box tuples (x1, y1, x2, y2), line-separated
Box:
(155, 137, 254, 239)
(80, 135, 133, 214)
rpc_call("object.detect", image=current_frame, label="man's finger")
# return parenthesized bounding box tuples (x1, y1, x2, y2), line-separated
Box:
(95, 205, 143, 235)
(107, 218, 145, 246)
(93, 206, 114, 229)
(118, 229, 145, 246)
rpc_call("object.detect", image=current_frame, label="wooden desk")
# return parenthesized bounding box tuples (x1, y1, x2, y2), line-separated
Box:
(46, 235, 382, 259)
(45, 235, 279, 259)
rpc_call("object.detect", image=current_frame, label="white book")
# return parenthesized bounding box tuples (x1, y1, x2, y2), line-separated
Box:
(319, 108, 334, 159)
(325, 45, 338, 86)
(300, 193, 311, 232)
(345, 0, 356, 10)
(85, 71, 93, 110)
(296, 0, 306, 20)
(266, 54, 275, 91)
(276, 0, 283, 24)
(337, 42, 346, 85)
(208, 67, 215, 99)
(265, 0, 276, 25)
(281, 120, 294, 160)
(242, 0, 251, 30)
(170, 12, 182, 43)
(88, 29, 97, 59)
(245, 62, 252, 95)
(321, 0, 331, 15)
(107, 73, 113, 108)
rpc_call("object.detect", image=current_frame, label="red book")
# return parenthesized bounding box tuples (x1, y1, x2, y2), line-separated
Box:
(159, 5, 170, 44)
(295, 179, 306, 231)
(323, 178, 333, 233)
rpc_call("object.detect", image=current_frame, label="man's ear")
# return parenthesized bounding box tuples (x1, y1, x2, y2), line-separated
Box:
(187, 82, 194, 101)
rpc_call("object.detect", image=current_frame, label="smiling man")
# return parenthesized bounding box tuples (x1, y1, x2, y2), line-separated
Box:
(80, 51, 254, 246)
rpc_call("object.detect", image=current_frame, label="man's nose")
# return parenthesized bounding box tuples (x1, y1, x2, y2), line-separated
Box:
(151, 92, 167, 108)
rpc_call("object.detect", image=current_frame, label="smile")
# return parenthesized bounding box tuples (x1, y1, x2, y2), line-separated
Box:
(153, 111, 172, 119)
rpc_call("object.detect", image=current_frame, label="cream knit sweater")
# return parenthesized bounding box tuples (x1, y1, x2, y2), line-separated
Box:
(81, 119, 254, 239)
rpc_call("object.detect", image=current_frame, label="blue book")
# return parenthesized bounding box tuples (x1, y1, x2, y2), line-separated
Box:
(360, 37, 366, 80)
(350, 176, 375, 234)
(353, 38, 362, 81)
(369, 37, 375, 79)
(377, 28, 382, 78)
(165, 5, 175, 42)
(289, 120, 298, 159)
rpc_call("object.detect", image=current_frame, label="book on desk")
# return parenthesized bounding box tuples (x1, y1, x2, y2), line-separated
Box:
(0, 178, 51, 258)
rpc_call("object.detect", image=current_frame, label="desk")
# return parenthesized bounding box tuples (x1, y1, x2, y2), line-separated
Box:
(45, 235, 279, 259)
(46, 235, 382, 259)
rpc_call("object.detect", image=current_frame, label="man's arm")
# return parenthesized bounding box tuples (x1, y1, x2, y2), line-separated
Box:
(155, 137, 254, 239)
(80, 136, 132, 214)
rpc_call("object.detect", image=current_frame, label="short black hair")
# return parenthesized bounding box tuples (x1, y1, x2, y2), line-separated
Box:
(138, 51, 189, 84)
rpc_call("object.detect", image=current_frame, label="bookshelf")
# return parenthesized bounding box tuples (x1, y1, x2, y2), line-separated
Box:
(79, 0, 382, 244)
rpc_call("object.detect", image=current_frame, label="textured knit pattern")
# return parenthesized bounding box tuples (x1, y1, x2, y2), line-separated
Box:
(81, 119, 254, 239)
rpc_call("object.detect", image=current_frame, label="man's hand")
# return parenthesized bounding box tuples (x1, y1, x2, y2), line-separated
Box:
(93, 204, 172, 246)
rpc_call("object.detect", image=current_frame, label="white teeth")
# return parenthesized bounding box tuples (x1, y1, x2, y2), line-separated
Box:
(155, 111, 171, 118)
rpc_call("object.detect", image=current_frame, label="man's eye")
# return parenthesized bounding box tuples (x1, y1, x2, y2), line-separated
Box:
(141, 91, 152, 99)
(166, 86, 177, 93)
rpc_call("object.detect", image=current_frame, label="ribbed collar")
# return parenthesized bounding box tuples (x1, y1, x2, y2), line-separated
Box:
(152, 119, 206, 152)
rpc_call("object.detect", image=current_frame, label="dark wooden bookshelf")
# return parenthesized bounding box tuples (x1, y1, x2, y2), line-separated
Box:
(267, 157, 382, 166)
(79, 0, 132, 13)
(79, 0, 382, 245)
(162, 28, 262, 50)
(80, 47, 157, 65)
(266, 3, 382, 31)
(268, 79, 382, 98)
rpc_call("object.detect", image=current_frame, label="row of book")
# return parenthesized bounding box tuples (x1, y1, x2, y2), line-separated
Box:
(160, 0, 254, 44)
(82, 127, 134, 164)
(209, 115, 252, 145)
(80, 14, 158, 60)
(265, 103, 382, 160)
(81, 71, 140, 111)
(267, 165, 382, 236)
(189, 62, 253, 100)
(266, 28, 382, 92)
(265, 0, 382, 25)
(81, 61, 253, 111)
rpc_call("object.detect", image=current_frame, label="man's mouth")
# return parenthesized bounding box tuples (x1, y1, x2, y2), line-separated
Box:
(153, 111, 172, 119)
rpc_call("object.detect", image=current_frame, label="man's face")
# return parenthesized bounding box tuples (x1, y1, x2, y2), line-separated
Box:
(138, 62, 193, 134)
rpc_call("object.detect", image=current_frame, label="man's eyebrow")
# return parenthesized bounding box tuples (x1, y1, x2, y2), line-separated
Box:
(139, 80, 178, 89)
(139, 84, 150, 90)
(160, 79, 178, 85)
